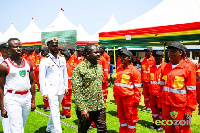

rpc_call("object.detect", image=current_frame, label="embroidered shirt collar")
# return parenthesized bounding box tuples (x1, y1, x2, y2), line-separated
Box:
(49, 53, 59, 59)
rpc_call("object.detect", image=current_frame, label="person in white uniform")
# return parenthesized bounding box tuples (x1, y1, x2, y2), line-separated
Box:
(0, 38, 36, 133)
(0, 42, 10, 133)
(39, 37, 68, 133)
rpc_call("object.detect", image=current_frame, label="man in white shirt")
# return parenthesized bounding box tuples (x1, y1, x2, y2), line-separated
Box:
(0, 38, 35, 133)
(39, 37, 68, 133)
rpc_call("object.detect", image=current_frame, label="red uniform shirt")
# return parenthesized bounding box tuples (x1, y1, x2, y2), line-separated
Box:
(76, 56, 84, 66)
(150, 61, 166, 96)
(113, 65, 141, 104)
(98, 56, 109, 83)
(141, 56, 155, 82)
(160, 59, 197, 114)
(34, 54, 42, 71)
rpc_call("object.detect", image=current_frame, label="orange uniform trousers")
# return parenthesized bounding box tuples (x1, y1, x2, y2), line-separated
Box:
(34, 71, 40, 90)
(61, 89, 72, 117)
(116, 96, 138, 133)
(162, 104, 191, 133)
(142, 82, 151, 107)
(150, 95, 162, 123)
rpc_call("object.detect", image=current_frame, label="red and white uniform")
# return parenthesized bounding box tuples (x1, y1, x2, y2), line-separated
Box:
(76, 56, 84, 66)
(67, 53, 77, 70)
(4, 58, 32, 133)
(160, 59, 197, 133)
(34, 54, 42, 90)
(61, 63, 73, 117)
(196, 63, 200, 115)
(149, 61, 166, 124)
(98, 56, 109, 105)
(102, 52, 110, 72)
(113, 65, 141, 133)
(141, 55, 155, 107)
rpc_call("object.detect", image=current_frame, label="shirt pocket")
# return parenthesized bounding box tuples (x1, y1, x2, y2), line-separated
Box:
(173, 76, 185, 88)
(142, 65, 146, 70)
(196, 69, 200, 77)
(121, 74, 130, 84)
(162, 75, 167, 85)
(150, 73, 154, 80)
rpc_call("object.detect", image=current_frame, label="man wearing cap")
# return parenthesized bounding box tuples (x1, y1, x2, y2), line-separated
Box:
(75, 48, 84, 66)
(100, 45, 110, 73)
(113, 49, 141, 133)
(68, 47, 77, 70)
(39, 37, 68, 133)
(0, 42, 10, 133)
(0, 42, 10, 64)
(72, 44, 107, 133)
(98, 48, 109, 106)
(159, 42, 196, 132)
(61, 50, 73, 119)
(149, 51, 166, 132)
(116, 47, 127, 72)
(141, 47, 155, 111)
(0, 38, 36, 132)
(182, 46, 196, 70)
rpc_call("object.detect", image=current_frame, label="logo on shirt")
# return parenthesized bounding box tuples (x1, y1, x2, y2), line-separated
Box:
(170, 111, 178, 119)
(19, 70, 26, 77)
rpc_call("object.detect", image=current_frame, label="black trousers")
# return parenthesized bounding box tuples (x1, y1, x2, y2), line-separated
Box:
(76, 108, 108, 133)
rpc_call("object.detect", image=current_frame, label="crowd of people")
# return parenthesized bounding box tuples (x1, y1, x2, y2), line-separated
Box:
(0, 37, 199, 133)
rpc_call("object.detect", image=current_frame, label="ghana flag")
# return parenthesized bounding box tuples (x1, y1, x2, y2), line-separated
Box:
(99, 22, 200, 47)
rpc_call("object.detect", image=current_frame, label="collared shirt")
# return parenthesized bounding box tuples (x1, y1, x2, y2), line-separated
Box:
(39, 53, 68, 96)
(72, 59, 105, 111)
(0, 55, 4, 64)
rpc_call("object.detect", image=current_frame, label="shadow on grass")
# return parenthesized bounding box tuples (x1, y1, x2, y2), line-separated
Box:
(137, 119, 153, 128)
(35, 126, 47, 133)
(73, 119, 79, 125)
(107, 111, 117, 117)
(72, 99, 75, 103)
(107, 130, 118, 133)
(109, 100, 116, 105)
(36, 104, 44, 109)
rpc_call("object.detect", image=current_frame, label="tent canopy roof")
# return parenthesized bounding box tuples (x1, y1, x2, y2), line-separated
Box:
(119, 0, 200, 30)
(44, 11, 77, 32)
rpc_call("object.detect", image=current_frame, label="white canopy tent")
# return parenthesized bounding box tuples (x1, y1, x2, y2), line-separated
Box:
(20, 18, 41, 43)
(44, 11, 77, 32)
(119, 0, 200, 30)
(2, 23, 20, 42)
(77, 23, 96, 41)
(92, 15, 120, 41)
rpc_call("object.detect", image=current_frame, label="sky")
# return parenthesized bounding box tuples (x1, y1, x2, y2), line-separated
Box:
(0, 0, 163, 35)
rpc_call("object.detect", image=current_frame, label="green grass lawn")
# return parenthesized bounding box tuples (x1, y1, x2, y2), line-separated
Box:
(0, 85, 200, 133)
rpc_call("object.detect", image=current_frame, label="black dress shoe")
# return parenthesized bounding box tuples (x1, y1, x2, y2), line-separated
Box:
(157, 127, 164, 132)
(146, 107, 152, 111)
(141, 106, 147, 111)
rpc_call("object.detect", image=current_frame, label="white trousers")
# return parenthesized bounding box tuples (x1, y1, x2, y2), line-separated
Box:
(4, 92, 31, 133)
(0, 110, 11, 133)
(47, 94, 64, 133)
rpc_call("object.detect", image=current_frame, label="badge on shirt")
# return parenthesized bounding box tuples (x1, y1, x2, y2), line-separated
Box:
(19, 70, 26, 77)
(170, 111, 178, 119)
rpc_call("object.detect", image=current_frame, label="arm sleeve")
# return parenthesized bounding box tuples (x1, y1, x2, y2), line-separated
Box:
(133, 69, 141, 106)
(72, 67, 86, 111)
(39, 59, 47, 96)
(185, 67, 197, 115)
(102, 60, 109, 82)
(63, 59, 68, 90)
